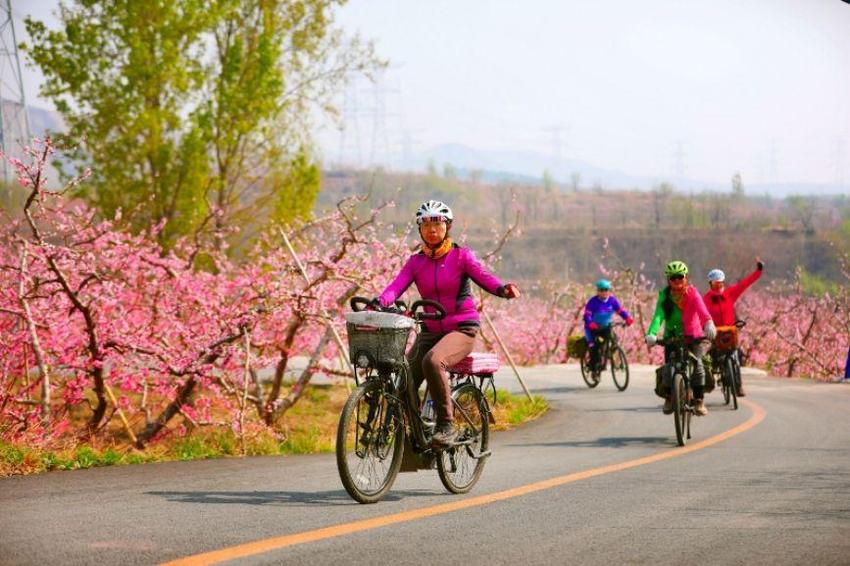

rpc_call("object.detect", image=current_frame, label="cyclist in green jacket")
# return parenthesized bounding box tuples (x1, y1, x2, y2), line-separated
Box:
(646, 261, 716, 416)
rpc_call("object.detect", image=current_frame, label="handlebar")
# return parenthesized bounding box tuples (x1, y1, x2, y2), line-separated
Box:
(349, 296, 446, 321)
(409, 299, 447, 321)
(653, 335, 688, 348)
(349, 296, 373, 312)
(349, 296, 408, 314)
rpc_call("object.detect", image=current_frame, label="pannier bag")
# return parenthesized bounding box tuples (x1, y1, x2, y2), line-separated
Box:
(567, 335, 588, 359)
(345, 311, 414, 368)
(714, 326, 738, 351)
(702, 354, 715, 392)
(655, 365, 672, 398)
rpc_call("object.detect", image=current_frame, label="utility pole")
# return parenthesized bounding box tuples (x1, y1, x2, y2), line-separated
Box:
(337, 81, 363, 168)
(0, 0, 32, 183)
(542, 124, 568, 174)
(368, 69, 398, 167)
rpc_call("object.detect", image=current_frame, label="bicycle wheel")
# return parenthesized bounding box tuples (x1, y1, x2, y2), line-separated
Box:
(610, 346, 630, 391)
(336, 379, 404, 504)
(720, 357, 731, 405)
(672, 372, 688, 446)
(580, 349, 600, 388)
(730, 357, 740, 410)
(437, 383, 490, 494)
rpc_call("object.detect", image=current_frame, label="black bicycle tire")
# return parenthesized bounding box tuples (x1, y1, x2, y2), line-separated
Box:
(721, 357, 732, 405)
(673, 372, 687, 447)
(336, 380, 404, 504)
(580, 350, 600, 388)
(611, 346, 630, 391)
(437, 384, 490, 494)
(731, 357, 740, 410)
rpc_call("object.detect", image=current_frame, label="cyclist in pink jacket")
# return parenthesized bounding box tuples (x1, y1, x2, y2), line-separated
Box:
(378, 200, 520, 446)
(645, 261, 716, 415)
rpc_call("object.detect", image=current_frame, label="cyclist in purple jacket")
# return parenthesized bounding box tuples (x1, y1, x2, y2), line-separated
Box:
(584, 279, 633, 378)
(377, 200, 520, 446)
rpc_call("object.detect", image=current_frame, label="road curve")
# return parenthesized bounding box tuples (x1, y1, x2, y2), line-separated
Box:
(1, 364, 848, 565)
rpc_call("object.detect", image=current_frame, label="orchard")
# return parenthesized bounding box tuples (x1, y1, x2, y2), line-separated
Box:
(1, 140, 848, 451)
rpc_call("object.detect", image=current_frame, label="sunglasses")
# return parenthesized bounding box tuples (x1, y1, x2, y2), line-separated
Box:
(419, 218, 447, 226)
(668, 274, 685, 281)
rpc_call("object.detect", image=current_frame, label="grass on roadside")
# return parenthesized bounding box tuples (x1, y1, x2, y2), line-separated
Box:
(490, 389, 549, 430)
(0, 385, 547, 477)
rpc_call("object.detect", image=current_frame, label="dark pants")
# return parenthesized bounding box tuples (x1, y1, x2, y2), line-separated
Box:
(588, 327, 611, 372)
(407, 329, 477, 424)
(664, 338, 710, 400)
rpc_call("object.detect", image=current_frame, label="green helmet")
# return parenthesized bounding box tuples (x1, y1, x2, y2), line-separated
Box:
(595, 278, 612, 290)
(664, 260, 689, 277)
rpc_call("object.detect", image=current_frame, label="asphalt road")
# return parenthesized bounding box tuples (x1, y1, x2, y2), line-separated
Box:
(2, 364, 849, 566)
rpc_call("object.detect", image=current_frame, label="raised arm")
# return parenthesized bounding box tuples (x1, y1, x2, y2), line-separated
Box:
(725, 263, 763, 303)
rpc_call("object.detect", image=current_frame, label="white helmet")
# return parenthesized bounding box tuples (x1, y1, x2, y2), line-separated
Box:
(416, 200, 453, 224)
(707, 269, 726, 282)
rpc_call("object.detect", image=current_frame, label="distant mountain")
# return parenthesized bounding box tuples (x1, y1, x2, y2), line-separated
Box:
(410, 143, 717, 192)
(747, 182, 849, 198)
(27, 106, 65, 137)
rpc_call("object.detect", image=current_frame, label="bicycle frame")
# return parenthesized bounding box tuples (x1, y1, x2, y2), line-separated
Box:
(658, 335, 701, 443)
(339, 297, 493, 502)
(589, 322, 625, 371)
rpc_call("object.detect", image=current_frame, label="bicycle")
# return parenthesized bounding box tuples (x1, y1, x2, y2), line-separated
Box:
(652, 334, 703, 446)
(579, 321, 630, 391)
(712, 320, 746, 410)
(336, 296, 496, 504)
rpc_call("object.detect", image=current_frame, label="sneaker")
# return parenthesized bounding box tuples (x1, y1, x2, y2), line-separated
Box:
(693, 399, 708, 416)
(431, 422, 457, 447)
(662, 396, 674, 414)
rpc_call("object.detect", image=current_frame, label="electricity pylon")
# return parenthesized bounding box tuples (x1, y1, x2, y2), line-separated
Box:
(0, 0, 32, 183)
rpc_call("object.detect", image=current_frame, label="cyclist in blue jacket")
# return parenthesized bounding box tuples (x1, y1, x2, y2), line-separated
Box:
(584, 279, 633, 378)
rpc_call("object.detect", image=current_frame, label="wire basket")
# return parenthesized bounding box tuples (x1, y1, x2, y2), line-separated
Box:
(345, 311, 414, 368)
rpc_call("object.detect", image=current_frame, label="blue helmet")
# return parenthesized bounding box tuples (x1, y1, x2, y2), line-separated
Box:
(595, 279, 612, 291)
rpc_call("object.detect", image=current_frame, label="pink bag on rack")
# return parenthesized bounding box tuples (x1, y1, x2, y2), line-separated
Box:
(449, 352, 500, 375)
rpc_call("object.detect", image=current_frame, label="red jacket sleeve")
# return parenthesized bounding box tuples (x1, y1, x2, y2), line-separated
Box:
(725, 267, 763, 304)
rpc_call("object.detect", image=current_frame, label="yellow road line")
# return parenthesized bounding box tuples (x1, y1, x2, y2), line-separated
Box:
(162, 399, 766, 566)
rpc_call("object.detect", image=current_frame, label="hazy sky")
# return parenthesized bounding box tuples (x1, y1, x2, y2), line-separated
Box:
(15, 0, 850, 187)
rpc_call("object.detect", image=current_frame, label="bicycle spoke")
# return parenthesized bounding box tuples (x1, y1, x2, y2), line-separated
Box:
(337, 380, 404, 503)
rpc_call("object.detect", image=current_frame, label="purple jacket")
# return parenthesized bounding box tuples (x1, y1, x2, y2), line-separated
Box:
(379, 245, 506, 333)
